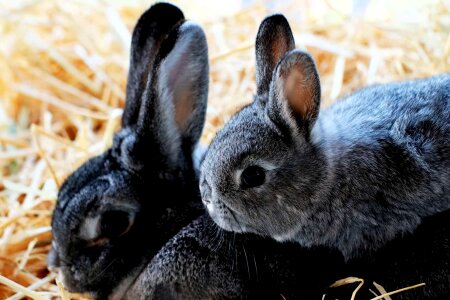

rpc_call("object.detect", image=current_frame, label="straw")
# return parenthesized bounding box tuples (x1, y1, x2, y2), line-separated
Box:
(0, 0, 448, 298)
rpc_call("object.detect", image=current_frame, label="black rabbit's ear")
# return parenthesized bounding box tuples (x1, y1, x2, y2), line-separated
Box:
(267, 50, 321, 137)
(79, 209, 136, 243)
(255, 14, 295, 96)
(133, 21, 209, 168)
(122, 3, 184, 127)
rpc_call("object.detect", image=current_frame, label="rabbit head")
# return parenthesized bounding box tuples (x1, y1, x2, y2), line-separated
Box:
(49, 3, 209, 298)
(200, 14, 325, 240)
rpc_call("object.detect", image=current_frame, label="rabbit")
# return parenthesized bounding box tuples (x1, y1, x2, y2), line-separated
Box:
(122, 13, 449, 300)
(200, 13, 450, 260)
(48, 3, 210, 299)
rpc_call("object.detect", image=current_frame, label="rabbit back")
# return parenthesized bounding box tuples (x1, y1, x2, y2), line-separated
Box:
(310, 74, 450, 255)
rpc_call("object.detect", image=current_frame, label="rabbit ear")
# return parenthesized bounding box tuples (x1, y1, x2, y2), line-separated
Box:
(267, 50, 321, 137)
(122, 3, 184, 127)
(255, 14, 295, 96)
(155, 21, 209, 152)
(130, 21, 208, 169)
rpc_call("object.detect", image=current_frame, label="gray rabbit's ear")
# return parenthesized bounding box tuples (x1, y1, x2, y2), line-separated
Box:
(267, 50, 321, 137)
(255, 14, 295, 95)
(122, 3, 184, 127)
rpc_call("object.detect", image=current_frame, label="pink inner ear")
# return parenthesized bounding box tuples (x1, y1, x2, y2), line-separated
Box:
(282, 68, 314, 120)
(166, 47, 194, 131)
(175, 92, 193, 131)
(271, 40, 290, 70)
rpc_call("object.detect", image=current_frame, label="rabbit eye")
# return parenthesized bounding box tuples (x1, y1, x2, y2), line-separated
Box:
(100, 210, 131, 238)
(240, 166, 265, 188)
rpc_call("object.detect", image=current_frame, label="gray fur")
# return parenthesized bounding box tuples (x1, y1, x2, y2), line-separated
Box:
(200, 14, 450, 259)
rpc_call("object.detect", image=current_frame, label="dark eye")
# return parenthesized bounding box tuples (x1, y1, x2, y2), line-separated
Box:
(240, 166, 265, 188)
(100, 210, 131, 238)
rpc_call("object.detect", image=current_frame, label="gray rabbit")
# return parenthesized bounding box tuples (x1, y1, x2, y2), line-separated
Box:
(140, 15, 450, 300)
(48, 3, 209, 299)
(120, 13, 450, 300)
(200, 13, 450, 259)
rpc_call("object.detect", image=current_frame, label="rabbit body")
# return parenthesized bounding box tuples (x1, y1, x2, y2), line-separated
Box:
(304, 74, 450, 258)
(125, 214, 345, 300)
(343, 208, 450, 300)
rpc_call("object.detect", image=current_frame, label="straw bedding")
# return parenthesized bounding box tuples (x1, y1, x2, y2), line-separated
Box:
(0, 0, 448, 298)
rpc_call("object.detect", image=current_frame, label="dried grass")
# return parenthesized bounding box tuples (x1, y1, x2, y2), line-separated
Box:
(325, 277, 426, 300)
(0, 0, 449, 298)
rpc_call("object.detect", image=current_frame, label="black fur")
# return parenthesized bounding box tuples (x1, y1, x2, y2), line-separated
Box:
(49, 3, 208, 298)
(125, 209, 450, 299)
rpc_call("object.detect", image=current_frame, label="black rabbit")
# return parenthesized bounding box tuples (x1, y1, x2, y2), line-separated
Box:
(125, 214, 345, 299)
(48, 3, 209, 299)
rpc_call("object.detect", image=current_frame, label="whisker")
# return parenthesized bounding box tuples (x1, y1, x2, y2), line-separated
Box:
(217, 226, 225, 252)
(93, 257, 119, 283)
(211, 224, 222, 252)
(235, 233, 240, 272)
(206, 216, 222, 253)
(228, 209, 255, 279)
(252, 253, 259, 281)
(242, 245, 251, 280)
(227, 231, 233, 257)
